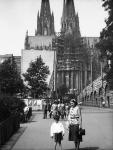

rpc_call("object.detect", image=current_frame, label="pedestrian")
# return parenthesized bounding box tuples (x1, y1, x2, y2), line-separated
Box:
(50, 114, 65, 150)
(60, 102, 65, 119)
(43, 100, 47, 119)
(51, 101, 58, 118)
(48, 102, 52, 118)
(67, 99, 82, 150)
(65, 103, 69, 118)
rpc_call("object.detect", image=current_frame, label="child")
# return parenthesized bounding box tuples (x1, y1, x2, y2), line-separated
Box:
(50, 114, 65, 150)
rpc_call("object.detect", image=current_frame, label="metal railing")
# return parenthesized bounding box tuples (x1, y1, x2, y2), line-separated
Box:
(0, 114, 20, 146)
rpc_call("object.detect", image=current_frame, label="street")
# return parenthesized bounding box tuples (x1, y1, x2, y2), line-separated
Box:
(2, 107, 113, 150)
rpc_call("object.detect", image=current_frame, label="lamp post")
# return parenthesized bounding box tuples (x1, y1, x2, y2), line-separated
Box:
(100, 59, 104, 107)
(91, 50, 93, 103)
(91, 50, 93, 89)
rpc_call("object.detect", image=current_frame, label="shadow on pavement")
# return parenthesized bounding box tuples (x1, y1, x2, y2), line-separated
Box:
(64, 147, 99, 150)
(27, 120, 37, 123)
(80, 147, 99, 150)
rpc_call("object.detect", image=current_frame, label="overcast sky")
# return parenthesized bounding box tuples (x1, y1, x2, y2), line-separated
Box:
(0, 0, 107, 56)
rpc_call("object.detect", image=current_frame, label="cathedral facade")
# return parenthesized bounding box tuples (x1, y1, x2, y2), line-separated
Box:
(24, 0, 55, 50)
(22, 0, 55, 90)
(55, 0, 100, 95)
(23, 0, 100, 95)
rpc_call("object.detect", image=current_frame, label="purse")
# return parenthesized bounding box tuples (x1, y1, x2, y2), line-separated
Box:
(79, 128, 85, 136)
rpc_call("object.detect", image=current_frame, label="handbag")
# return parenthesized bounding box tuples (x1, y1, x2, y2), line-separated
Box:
(79, 128, 85, 136)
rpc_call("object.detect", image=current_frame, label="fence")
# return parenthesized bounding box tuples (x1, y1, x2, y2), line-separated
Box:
(23, 99, 43, 111)
(0, 114, 20, 146)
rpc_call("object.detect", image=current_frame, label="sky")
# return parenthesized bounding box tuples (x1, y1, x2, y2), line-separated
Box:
(0, 0, 108, 56)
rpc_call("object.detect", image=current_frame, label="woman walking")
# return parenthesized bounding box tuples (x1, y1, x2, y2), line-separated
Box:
(67, 99, 82, 150)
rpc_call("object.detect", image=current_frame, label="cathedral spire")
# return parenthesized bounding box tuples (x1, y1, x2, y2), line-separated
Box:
(36, 0, 55, 35)
(51, 12, 55, 34)
(24, 30, 30, 49)
(61, 0, 81, 38)
(36, 11, 41, 35)
(66, 0, 75, 18)
(62, 0, 66, 21)
(40, 0, 51, 18)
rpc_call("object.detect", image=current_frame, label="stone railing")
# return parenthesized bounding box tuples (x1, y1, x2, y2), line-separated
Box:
(78, 74, 113, 108)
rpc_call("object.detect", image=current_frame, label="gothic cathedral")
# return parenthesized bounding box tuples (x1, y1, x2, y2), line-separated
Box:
(24, 0, 100, 95)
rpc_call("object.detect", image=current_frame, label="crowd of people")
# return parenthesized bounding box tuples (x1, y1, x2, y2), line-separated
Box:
(43, 99, 84, 150)
(43, 100, 70, 120)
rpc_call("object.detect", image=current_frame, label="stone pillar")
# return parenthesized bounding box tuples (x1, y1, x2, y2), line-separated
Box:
(71, 71, 74, 89)
(79, 70, 81, 92)
(80, 70, 83, 92)
(73, 70, 76, 89)
(85, 65, 87, 87)
(62, 71, 64, 85)
(66, 71, 70, 88)
(64, 71, 66, 86)
(56, 72, 59, 89)
(69, 71, 71, 89)
(77, 71, 80, 92)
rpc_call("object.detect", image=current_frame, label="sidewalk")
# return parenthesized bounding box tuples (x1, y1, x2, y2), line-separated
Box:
(80, 105, 113, 113)
(1, 107, 113, 150)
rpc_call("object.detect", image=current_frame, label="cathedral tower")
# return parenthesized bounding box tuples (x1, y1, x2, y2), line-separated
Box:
(56, 0, 83, 94)
(35, 0, 55, 36)
(61, 0, 80, 38)
(25, 0, 55, 50)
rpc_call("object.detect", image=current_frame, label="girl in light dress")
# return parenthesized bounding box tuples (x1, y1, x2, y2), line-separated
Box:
(50, 114, 65, 150)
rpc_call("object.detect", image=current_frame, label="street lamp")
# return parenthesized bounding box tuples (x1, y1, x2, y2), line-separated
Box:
(90, 50, 94, 103)
(100, 59, 104, 107)
(90, 49, 94, 105)
(91, 50, 93, 89)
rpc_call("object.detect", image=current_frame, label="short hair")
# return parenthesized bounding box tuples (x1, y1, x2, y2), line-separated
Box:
(70, 99, 78, 106)
(54, 114, 60, 121)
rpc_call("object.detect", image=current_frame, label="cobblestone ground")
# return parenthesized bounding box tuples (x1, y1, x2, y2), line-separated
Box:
(1, 107, 113, 150)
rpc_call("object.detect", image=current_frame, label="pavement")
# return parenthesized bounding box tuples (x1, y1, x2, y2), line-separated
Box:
(1, 107, 113, 150)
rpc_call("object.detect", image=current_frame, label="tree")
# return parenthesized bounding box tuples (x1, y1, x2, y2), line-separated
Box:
(23, 56, 50, 98)
(0, 56, 24, 95)
(96, 0, 113, 89)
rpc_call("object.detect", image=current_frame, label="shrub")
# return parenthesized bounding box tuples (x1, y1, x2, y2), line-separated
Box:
(0, 95, 26, 122)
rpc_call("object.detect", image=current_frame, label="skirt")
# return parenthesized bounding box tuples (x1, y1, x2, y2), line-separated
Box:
(54, 132, 63, 143)
(68, 124, 82, 142)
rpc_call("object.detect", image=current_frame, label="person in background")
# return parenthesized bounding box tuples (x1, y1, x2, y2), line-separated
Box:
(48, 102, 52, 118)
(43, 100, 48, 119)
(51, 101, 58, 118)
(60, 101, 65, 119)
(50, 114, 65, 150)
(65, 103, 69, 118)
(67, 99, 82, 150)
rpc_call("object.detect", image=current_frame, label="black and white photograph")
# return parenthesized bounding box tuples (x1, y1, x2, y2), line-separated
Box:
(0, 0, 113, 150)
